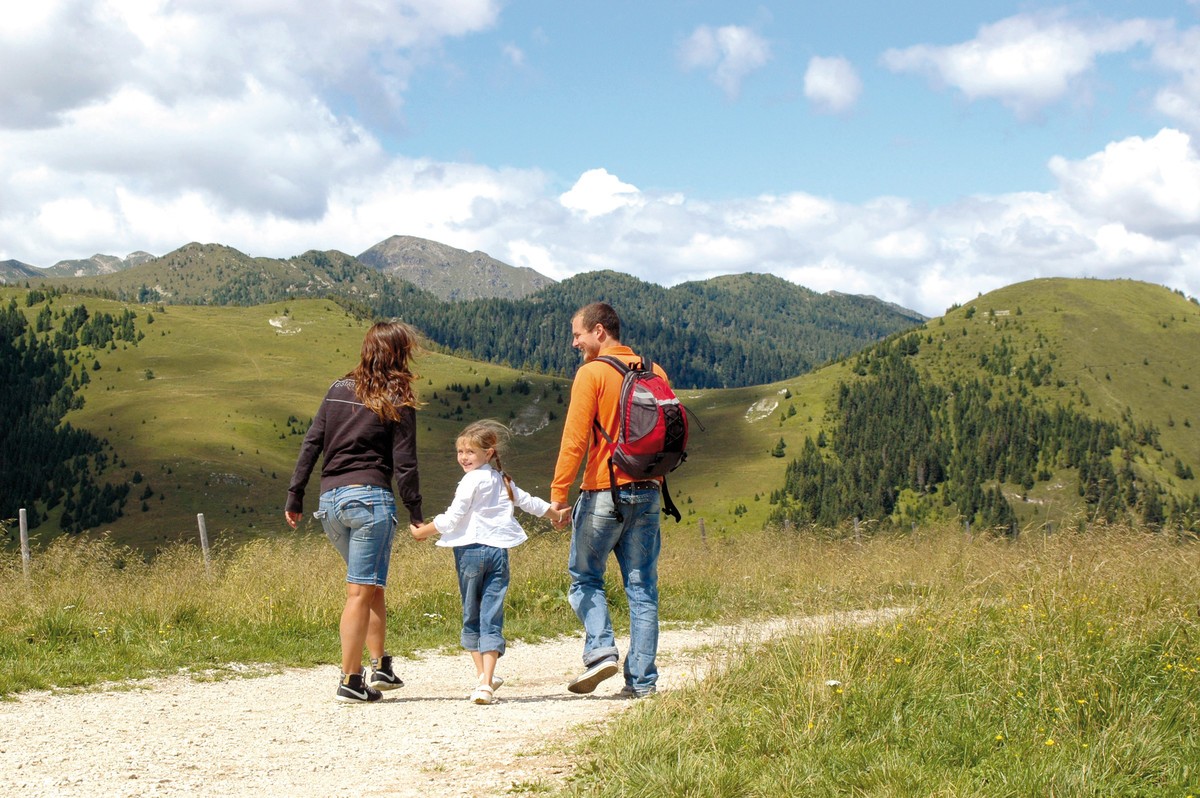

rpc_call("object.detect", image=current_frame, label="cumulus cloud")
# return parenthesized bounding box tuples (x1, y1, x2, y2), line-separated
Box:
(4, 138, 1199, 318)
(559, 168, 643, 218)
(1150, 26, 1200, 133)
(1049, 128, 1200, 237)
(678, 24, 770, 98)
(882, 11, 1160, 117)
(804, 56, 862, 114)
(2, 2, 1199, 321)
(0, 0, 500, 236)
(0, 1, 140, 128)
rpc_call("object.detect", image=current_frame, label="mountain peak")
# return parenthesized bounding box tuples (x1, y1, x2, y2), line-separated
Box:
(358, 235, 554, 301)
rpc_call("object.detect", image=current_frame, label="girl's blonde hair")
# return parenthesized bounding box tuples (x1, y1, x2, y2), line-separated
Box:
(458, 419, 516, 503)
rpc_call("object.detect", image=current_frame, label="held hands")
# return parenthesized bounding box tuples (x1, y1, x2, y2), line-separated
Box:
(549, 502, 571, 529)
(410, 521, 436, 541)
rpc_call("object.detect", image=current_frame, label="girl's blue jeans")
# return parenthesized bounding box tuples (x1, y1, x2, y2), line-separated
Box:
(453, 543, 510, 656)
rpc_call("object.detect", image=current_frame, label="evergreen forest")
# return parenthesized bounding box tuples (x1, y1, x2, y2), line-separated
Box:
(1, 290, 137, 534)
(39, 244, 924, 389)
(770, 332, 1200, 533)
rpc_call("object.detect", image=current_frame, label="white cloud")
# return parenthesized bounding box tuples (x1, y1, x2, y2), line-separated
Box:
(678, 24, 770, 98)
(0, 0, 140, 128)
(882, 12, 1159, 117)
(559, 168, 643, 218)
(0, 0, 503, 261)
(502, 43, 526, 67)
(804, 56, 862, 114)
(4, 141, 1199, 318)
(1150, 26, 1200, 133)
(2, 3, 1199, 321)
(1049, 128, 1200, 236)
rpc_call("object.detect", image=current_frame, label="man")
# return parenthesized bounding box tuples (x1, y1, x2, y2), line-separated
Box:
(550, 302, 667, 698)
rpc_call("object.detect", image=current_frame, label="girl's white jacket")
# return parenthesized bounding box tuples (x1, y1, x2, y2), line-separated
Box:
(432, 464, 550, 548)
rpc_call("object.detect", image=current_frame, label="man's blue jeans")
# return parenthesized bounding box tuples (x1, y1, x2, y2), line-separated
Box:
(568, 486, 661, 694)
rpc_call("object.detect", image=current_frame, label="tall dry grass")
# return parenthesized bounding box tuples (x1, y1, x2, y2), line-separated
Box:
(564, 526, 1200, 797)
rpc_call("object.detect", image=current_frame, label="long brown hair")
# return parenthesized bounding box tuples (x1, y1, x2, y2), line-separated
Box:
(458, 419, 516, 503)
(350, 320, 422, 421)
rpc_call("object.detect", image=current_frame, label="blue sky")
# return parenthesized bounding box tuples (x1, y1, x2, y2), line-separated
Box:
(2, 1, 1199, 316)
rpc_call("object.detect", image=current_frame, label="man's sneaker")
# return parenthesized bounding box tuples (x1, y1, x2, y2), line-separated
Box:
(567, 657, 619, 694)
(617, 684, 656, 699)
(336, 670, 382, 704)
(369, 655, 404, 691)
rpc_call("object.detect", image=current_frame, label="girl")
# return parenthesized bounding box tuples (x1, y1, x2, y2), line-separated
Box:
(286, 320, 424, 704)
(410, 420, 567, 704)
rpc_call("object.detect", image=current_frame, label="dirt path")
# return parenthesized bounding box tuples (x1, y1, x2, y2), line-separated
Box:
(0, 609, 898, 798)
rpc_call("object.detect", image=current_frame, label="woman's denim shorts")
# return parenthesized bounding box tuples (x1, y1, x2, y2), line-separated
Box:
(315, 485, 397, 587)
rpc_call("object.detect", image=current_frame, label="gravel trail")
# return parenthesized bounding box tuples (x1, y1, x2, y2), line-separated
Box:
(1, 610, 897, 797)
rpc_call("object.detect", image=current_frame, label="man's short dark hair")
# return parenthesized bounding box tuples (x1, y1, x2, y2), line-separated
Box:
(575, 302, 620, 341)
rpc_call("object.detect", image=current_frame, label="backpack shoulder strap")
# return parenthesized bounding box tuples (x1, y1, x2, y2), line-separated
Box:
(594, 354, 632, 374)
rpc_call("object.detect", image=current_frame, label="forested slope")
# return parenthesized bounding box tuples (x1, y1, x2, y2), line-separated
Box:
(769, 279, 1200, 533)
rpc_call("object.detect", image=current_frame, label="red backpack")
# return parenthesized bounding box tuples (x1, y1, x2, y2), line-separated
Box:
(593, 355, 688, 522)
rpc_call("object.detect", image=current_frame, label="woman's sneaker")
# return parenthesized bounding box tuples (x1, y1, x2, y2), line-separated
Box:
(336, 670, 383, 703)
(369, 655, 404, 690)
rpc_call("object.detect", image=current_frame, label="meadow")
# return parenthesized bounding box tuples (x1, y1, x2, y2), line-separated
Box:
(2, 520, 1196, 796)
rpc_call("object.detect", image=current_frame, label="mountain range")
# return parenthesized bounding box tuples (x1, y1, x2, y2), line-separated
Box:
(1, 276, 1196, 550)
(1, 235, 551, 302)
(5, 234, 926, 389)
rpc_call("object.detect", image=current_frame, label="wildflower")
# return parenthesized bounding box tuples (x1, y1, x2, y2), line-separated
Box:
(994, 734, 1004, 742)
(1045, 738, 1055, 746)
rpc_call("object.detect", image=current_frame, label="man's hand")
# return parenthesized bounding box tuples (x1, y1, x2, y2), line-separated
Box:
(550, 501, 571, 529)
(284, 511, 302, 529)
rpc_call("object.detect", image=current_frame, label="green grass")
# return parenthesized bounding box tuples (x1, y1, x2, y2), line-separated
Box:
(561, 528, 1200, 797)
(2, 290, 807, 548)
(0, 515, 919, 697)
(924, 279, 1200, 514)
(6, 278, 1199, 551)
(2, 514, 1196, 794)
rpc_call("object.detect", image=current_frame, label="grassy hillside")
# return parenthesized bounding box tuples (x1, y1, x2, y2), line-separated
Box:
(773, 278, 1200, 530)
(2, 289, 800, 550)
(4, 277, 1197, 550)
(27, 247, 925, 389)
(929, 279, 1199, 509)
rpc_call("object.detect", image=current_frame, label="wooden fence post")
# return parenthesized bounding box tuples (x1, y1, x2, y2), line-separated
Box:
(19, 508, 30, 581)
(196, 513, 211, 574)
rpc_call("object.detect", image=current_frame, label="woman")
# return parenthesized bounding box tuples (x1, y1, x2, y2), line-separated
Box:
(285, 320, 424, 703)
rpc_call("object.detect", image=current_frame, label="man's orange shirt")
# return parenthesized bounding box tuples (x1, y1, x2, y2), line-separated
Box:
(551, 344, 669, 505)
